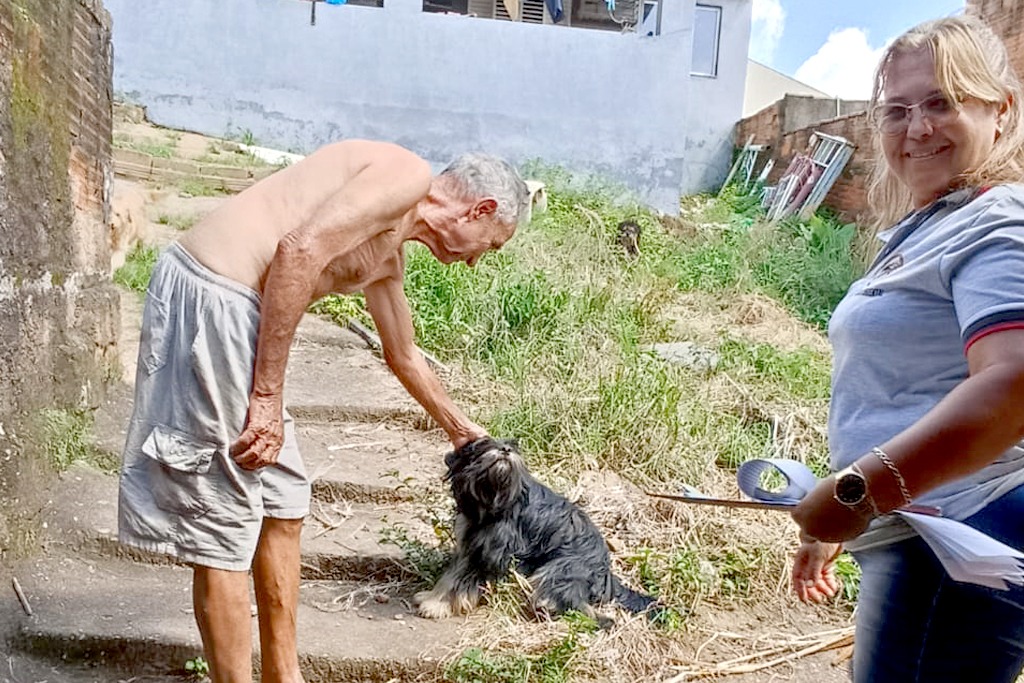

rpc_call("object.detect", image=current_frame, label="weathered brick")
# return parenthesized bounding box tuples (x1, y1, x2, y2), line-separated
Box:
(0, 0, 118, 422)
(968, 0, 1024, 78)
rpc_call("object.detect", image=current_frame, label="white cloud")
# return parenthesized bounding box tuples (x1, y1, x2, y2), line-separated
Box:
(749, 0, 786, 65)
(794, 28, 886, 100)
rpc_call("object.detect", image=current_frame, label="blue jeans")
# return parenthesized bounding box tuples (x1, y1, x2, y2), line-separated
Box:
(851, 485, 1024, 682)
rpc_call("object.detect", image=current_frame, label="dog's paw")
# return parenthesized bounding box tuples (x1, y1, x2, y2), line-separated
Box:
(414, 590, 454, 619)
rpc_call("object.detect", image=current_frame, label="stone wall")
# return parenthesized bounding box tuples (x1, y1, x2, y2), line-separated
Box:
(0, 0, 119, 426)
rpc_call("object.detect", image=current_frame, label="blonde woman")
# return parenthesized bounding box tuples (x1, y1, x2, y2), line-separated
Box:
(789, 15, 1024, 682)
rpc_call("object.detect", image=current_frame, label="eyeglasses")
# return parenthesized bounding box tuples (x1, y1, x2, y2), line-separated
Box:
(870, 94, 961, 135)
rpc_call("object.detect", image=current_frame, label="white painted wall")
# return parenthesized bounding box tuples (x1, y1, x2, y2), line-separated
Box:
(104, 0, 751, 211)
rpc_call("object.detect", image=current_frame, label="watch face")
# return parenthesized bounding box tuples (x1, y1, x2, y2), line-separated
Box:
(835, 471, 867, 505)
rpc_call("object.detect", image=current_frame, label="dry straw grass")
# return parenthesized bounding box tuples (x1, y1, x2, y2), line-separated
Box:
(430, 290, 848, 682)
(421, 411, 849, 681)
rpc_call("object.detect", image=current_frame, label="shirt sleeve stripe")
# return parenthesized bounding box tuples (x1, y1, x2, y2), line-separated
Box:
(963, 313, 1024, 352)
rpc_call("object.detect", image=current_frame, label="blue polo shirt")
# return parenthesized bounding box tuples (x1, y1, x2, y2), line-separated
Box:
(828, 184, 1024, 550)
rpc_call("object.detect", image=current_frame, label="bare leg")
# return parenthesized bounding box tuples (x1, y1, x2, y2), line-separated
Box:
(193, 566, 253, 683)
(252, 517, 305, 683)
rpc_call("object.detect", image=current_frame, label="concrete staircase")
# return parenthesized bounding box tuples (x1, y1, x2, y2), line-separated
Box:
(5, 312, 470, 682)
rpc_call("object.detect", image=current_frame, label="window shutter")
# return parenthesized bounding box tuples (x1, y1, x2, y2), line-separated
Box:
(522, 0, 546, 23)
(469, 0, 552, 23)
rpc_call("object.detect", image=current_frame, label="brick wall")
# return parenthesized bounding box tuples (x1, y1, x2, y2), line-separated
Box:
(969, 0, 1024, 80)
(736, 101, 876, 222)
(0, 0, 119, 422)
(736, 100, 783, 154)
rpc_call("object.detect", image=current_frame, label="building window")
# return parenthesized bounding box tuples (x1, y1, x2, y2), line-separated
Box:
(424, 0, 469, 12)
(691, 4, 721, 77)
(569, 0, 641, 31)
(640, 0, 660, 36)
(309, 0, 384, 8)
(463, 0, 550, 23)
(438, 0, 659, 32)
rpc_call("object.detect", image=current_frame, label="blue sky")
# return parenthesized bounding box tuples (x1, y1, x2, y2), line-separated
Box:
(750, 0, 966, 99)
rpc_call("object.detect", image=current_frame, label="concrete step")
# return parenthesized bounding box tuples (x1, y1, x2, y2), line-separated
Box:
(9, 555, 464, 683)
(285, 317, 427, 425)
(299, 420, 448, 504)
(302, 495, 445, 582)
(48, 464, 450, 583)
(93, 398, 449, 508)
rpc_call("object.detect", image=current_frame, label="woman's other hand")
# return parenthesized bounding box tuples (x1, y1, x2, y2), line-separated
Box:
(792, 535, 843, 604)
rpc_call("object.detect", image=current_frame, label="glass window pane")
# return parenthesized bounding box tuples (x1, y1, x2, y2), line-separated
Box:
(691, 5, 721, 77)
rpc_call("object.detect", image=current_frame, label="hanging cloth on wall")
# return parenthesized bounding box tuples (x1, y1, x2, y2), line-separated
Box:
(502, 0, 521, 19)
(606, 0, 615, 10)
(545, 0, 564, 22)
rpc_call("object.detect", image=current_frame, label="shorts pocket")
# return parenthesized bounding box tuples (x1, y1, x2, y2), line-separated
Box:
(140, 294, 173, 375)
(141, 425, 219, 516)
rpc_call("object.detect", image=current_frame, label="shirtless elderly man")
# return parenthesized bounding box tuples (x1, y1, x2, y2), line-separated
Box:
(118, 140, 529, 683)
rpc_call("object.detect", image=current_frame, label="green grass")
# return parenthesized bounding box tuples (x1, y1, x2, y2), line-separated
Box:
(195, 141, 264, 168)
(444, 617, 593, 683)
(156, 213, 199, 231)
(390, 168, 854, 478)
(716, 336, 831, 402)
(177, 177, 229, 197)
(625, 544, 773, 604)
(374, 168, 863, 625)
(112, 242, 159, 294)
(183, 656, 210, 681)
(36, 408, 117, 473)
(379, 520, 451, 587)
(309, 293, 368, 327)
(751, 213, 863, 328)
(113, 132, 178, 159)
(834, 551, 862, 602)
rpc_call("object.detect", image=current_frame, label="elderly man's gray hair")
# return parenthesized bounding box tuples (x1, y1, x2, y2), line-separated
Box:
(441, 153, 530, 227)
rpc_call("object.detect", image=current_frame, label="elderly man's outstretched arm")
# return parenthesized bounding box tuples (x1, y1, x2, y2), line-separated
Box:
(363, 271, 486, 449)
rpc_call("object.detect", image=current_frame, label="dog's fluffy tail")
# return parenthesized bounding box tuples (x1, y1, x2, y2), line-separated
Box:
(611, 575, 657, 614)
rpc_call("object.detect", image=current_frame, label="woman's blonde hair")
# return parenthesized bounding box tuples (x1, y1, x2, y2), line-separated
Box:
(866, 14, 1024, 228)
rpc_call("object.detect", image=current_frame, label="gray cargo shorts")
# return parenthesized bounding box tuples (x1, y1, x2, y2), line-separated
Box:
(118, 243, 311, 571)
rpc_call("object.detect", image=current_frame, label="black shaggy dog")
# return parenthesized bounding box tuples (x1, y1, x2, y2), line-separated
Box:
(414, 437, 656, 620)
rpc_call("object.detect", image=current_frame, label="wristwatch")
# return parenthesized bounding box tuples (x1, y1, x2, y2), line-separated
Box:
(833, 464, 877, 518)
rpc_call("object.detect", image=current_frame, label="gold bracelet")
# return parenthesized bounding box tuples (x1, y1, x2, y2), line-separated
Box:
(871, 447, 913, 506)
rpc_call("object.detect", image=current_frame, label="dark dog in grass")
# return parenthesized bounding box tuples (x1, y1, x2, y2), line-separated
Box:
(616, 220, 642, 258)
(414, 437, 657, 621)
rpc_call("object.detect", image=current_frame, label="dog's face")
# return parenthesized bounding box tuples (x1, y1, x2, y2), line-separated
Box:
(445, 437, 526, 522)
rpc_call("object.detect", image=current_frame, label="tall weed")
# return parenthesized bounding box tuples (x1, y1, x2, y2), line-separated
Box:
(751, 213, 863, 328)
(394, 170, 851, 480)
